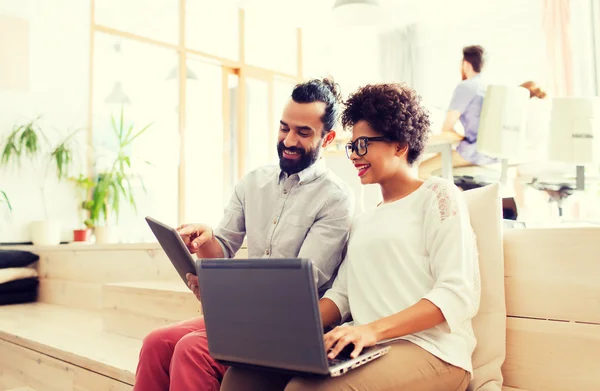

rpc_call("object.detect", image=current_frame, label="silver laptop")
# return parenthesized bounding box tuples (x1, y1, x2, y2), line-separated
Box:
(196, 258, 390, 377)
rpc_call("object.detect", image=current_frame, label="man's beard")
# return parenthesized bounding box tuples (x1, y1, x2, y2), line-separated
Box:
(277, 141, 320, 175)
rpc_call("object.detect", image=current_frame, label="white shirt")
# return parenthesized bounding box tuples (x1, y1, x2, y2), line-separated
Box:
(323, 176, 480, 374)
(214, 159, 355, 295)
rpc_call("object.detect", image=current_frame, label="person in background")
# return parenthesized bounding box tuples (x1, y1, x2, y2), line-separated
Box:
(221, 83, 480, 391)
(513, 81, 552, 215)
(520, 80, 547, 99)
(419, 45, 495, 179)
(133, 78, 355, 391)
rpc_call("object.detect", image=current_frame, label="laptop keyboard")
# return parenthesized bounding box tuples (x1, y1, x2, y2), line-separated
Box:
(328, 353, 353, 367)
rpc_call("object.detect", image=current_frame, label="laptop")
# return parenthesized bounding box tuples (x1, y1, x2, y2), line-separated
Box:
(196, 257, 390, 377)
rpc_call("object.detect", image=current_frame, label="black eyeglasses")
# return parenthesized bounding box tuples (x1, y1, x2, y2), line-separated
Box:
(345, 136, 390, 159)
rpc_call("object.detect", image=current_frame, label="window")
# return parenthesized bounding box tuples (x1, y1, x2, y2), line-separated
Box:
(89, 3, 302, 242)
(184, 58, 227, 226)
(186, 0, 239, 61)
(95, 0, 178, 44)
(245, 77, 273, 173)
(244, 7, 298, 75)
(92, 33, 179, 241)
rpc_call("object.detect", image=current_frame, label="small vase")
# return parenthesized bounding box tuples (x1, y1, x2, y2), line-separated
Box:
(73, 229, 90, 242)
(94, 226, 111, 244)
(30, 220, 61, 246)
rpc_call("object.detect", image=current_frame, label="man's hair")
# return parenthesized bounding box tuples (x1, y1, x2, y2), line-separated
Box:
(341, 83, 430, 165)
(463, 45, 485, 73)
(291, 78, 342, 136)
(520, 80, 547, 99)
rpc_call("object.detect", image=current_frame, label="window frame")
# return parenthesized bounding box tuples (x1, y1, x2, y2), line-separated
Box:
(87, 0, 304, 226)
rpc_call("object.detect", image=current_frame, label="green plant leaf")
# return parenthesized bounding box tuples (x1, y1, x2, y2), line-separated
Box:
(84, 218, 94, 229)
(1, 142, 19, 166)
(119, 106, 124, 141)
(111, 113, 119, 140)
(127, 122, 153, 145)
(124, 124, 134, 145)
(0, 190, 11, 211)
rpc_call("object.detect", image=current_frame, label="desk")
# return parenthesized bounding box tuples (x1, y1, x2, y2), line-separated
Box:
(424, 141, 453, 180)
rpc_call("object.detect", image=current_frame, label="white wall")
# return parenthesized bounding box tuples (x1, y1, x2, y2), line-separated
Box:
(0, 0, 90, 243)
(303, 25, 382, 100)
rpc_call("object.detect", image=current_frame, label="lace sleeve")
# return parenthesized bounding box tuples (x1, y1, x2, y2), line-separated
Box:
(426, 181, 459, 222)
(422, 179, 481, 331)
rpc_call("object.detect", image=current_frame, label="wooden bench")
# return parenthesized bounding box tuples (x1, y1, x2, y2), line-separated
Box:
(501, 227, 600, 390)
(0, 303, 139, 390)
(0, 229, 598, 390)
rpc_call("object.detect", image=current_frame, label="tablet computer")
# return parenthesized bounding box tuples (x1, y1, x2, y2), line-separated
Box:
(145, 216, 196, 285)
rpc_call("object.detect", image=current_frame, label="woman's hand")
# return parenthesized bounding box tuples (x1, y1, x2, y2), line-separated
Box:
(324, 325, 378, 359)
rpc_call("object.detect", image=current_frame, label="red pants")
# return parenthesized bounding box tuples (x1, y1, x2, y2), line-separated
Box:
(133, 317, 228, 391)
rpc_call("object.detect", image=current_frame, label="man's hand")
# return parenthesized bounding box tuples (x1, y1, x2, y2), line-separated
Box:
(323, 325, 378, 359)
(186, 272, 201, 301)
(177, 223, 215, 255)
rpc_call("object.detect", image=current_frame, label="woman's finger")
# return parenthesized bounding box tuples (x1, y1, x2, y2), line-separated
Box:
(350, 340, 364, 359)
(323, 328, 344, 352)
(328, 334, 354, 359)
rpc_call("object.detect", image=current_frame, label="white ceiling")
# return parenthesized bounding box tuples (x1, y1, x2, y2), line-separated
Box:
(237, 0, 531, 30)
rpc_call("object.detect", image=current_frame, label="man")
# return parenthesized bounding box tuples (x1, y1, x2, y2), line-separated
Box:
(418, 45, 497, 179)
(133, 78, 354, 391)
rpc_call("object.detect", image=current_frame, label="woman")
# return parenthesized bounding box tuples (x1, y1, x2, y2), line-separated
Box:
(221, 83, 481, 391)
(512, 81, 556, 216)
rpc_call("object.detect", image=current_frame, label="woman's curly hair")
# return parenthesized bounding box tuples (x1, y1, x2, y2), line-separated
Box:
(341, 83, 430, 165)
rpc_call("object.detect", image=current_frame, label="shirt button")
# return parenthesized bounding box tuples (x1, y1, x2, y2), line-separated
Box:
(299, 181, 303, 185)
(273, 219, 277, 224)
(283, 190, 288, 194)
(266, 249, 271, 255)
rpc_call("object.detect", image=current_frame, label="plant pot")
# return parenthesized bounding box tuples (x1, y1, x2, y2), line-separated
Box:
(94, 226, 111, 244)
(73, 229, 90, 242)
(30, 220, 61, 246)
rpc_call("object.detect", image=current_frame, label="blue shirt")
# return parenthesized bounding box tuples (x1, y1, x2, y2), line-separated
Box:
(449, 75, 497, 165)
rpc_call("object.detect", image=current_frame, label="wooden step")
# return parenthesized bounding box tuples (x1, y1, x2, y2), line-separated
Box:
(0, 303, 140, 387)
(22, 242, 248, 311)
(102, 280, 202, 339)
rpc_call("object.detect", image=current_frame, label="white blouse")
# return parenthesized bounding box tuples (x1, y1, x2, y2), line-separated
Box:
(323, 176, 481, 374)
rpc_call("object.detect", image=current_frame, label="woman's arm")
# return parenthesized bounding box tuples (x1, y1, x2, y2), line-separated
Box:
(368, 299, 445, 341)
(320, 258, 350, 328)
(324, 299, 445, 359)
(319, 298, 342, 328)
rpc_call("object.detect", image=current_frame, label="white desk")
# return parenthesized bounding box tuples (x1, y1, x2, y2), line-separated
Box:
(424, 141, 453, 180)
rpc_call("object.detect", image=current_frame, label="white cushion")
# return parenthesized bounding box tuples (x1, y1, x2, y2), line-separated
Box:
(463, 183, 507, 391)
(0, 267, 38, 285)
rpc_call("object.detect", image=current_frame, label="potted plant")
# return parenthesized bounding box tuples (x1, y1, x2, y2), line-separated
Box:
(0, 117, 80, 245)
(84, 108, 152, 243)
(69, 174, 95, 242)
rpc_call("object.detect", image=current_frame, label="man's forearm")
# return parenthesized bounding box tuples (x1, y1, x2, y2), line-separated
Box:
(320, 298, 342, 328)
